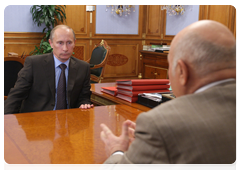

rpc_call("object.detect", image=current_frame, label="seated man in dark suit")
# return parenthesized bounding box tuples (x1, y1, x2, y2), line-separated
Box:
(5, 25, 93, 114)
(100, 20, 236, 164)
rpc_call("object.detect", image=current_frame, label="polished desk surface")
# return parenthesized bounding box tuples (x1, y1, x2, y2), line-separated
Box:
(91, 82, 151, 112)
(4, 105, 144, 164)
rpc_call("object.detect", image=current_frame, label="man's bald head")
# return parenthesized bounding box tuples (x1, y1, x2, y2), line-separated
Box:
(170, 20, 236, 77)
(49, 25, 76, 41)
(180, 20, 235, 48)
(168, 20, 236, 97)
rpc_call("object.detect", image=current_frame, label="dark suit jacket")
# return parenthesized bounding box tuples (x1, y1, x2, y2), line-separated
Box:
(104, 80, 236, 164)
(4, 53, 92, 114)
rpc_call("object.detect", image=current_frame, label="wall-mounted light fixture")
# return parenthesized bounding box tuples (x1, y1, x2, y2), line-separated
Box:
(106, 5, 135, 17)
(161, 5, 192, 16)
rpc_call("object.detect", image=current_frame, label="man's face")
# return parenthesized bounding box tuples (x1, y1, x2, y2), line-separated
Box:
(49, 28, 75, 62)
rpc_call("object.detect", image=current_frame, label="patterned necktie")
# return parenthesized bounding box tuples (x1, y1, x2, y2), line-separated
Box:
(56, 64, 67, 110)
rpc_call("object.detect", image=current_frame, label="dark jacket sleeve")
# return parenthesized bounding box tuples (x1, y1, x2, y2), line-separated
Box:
(4, 57, 33, 114)
(76, 62, 92, 107)
(68, 58, 92, 108)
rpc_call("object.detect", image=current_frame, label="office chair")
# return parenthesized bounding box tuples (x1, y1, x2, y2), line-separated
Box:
(86, 40, 111, 83)
(4, 57, 25, 100)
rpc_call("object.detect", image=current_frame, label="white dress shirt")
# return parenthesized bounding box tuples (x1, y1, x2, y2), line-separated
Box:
(194, 78, 235, 94)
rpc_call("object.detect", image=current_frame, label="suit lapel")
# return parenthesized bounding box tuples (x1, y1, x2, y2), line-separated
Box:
(43, 53, 55, 99)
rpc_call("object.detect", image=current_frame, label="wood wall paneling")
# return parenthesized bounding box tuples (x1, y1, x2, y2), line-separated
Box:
(4, 5, 236, 82)
(198, 5, 208, 20)
(145, 6, 172, 45)
(64, 5, 88, 37)
(208, 5, 230, 26)
(103, 41, 140, 79)
(74, 39, 92, 61)
(161, 7, 174, 43)
(4, 32, 44, 57)
(73, 45, 85, 61)
(233, 6, 238, 42)
(4, 44, 36, 58)
(199, 5, 236, 37)
(146, 5, 162, 37)
(227, 6, 236, 38)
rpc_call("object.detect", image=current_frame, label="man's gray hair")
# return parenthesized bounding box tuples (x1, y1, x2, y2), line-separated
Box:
(172, 32, 236, 77)
(49, 25, 76, 41)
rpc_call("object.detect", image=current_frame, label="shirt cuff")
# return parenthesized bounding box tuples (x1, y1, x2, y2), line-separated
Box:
(112, 151, 124, 156)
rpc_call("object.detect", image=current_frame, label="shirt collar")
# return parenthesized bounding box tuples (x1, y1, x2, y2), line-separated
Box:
(194, 78, 235, 94)
(53, 55, 70, 68)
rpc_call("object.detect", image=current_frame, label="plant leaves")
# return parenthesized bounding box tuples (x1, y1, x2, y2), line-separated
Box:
(29, 5, 66, 55)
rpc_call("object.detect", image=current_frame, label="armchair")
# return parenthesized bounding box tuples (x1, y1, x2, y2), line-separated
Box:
(86, 40, 111, 83)
(4, 57, 24, 100)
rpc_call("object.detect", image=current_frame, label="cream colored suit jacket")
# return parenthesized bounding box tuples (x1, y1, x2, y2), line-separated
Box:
(104, 80, 236, 164)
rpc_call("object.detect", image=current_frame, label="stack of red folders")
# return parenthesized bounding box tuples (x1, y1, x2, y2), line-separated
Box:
(101, 86, 118, 96)
(115, 79, 170, 103)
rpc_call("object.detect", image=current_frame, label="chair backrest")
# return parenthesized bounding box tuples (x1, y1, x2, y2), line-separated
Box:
(89, 46, 107, 77)
(88, 40, 110, 83)
(4, 57, 24, 96)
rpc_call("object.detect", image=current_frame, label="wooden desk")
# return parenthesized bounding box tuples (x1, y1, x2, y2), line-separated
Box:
(4, 105, 143, 164)
(91, 82, 151, 112)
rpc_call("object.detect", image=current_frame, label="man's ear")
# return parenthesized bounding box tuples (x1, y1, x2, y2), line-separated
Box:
(49, 39, 53, 48)
(176, 59, 188, 86)
(73, 39, 76, 48)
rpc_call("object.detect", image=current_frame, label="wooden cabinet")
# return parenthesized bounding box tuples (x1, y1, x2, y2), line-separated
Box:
(139, 50, 168, 79)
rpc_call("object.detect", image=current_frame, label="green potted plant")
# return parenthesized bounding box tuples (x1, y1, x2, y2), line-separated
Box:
(29, 5, 66, 55)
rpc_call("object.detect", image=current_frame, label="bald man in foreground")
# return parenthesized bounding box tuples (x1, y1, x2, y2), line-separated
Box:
(100, 20, 236, 164)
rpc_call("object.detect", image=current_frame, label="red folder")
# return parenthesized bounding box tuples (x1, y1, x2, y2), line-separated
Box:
(101, 86, 118, 96)
(117, 84, 170, 91)
(116, 94, 138, 103)
(117, 89, 170, 97)
(116, 79, 170, 86)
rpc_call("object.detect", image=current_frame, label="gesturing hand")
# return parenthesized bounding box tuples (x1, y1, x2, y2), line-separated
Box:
(100, 120, 136, 157)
